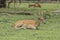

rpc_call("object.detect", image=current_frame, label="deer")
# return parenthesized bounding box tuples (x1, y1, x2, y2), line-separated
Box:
(29, 3, 41, 8)
(12, 15, 45, 30)
(7, 0, 21, 8)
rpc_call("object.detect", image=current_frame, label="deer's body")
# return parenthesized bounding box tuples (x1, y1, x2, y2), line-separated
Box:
(13, 16, 45, 30)
(13, 20, 38, 29)
(29, 3, 41, 8)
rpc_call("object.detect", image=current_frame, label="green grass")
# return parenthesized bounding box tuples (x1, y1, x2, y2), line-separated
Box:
(0, 3, 60, 12)
(0, 3, 60, 40)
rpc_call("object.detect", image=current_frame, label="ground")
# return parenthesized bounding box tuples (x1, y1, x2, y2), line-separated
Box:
(0, 3, 60, 40)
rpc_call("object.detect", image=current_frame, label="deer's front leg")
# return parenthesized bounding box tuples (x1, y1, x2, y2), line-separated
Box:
(8, 0, 12, 8)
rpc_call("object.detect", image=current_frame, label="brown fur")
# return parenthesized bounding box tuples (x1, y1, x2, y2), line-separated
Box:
(29, 3, 41, 8)
(13, 16, 45, 29)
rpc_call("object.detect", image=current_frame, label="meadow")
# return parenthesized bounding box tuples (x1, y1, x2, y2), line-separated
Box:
(0, 3, 60, 40)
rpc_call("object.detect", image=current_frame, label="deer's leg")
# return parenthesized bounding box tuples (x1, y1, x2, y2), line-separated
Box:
(30, 25, 39, 30)
(13, 23, 23, 29)
(26, 25, 37, 30)
(20, 24, 27, 29)
(31, 26, 37, 30)
(20, 26, 27, 29)
(8, 1, 12, 8)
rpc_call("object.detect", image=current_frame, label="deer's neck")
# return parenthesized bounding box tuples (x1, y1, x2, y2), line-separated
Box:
(36, 20, 40, 27)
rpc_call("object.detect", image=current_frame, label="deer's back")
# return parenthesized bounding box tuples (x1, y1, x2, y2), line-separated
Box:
(15, 20, 38, 26)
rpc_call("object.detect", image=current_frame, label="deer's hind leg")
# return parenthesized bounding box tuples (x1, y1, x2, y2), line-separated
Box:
(8, 0, 13, 8)
(13, 23, 23, 29)
(20, 24, 27, 29)
(29, 25, 39, 30)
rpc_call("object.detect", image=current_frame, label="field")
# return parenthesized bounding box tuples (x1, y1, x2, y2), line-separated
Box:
(0, 3, 60, 40)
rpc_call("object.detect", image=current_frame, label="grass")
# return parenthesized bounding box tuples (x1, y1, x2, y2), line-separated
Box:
(0, 3, 60, 12)
(0, 3, 60, 40)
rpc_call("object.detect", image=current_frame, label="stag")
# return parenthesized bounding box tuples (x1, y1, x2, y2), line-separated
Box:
(29, 3, 41, 8)
(13, 15, 45, 30)
(7, 0, 21, 8)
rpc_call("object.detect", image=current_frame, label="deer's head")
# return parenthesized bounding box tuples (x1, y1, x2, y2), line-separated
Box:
(37, 16, 46, 24)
